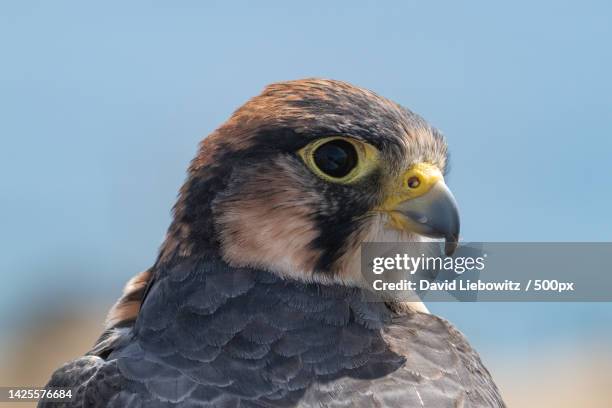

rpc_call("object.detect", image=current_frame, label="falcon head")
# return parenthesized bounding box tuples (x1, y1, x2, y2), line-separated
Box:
(160, 79, 459, 287)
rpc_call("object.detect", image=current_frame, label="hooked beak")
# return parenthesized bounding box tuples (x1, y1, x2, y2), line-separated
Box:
(392, 181, 460, 255)
(382, 163, 460, 256)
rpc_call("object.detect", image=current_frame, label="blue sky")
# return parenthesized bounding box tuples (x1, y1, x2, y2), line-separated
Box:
(1, 1, 611, 357)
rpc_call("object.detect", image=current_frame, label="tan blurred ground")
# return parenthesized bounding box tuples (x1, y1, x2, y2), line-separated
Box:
(1, 308, 611, 407)
(492, 342, 612, 408)
(0, 309, 106, 408)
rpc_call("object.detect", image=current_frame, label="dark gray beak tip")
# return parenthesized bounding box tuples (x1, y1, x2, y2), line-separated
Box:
(444, 235, 459, 256)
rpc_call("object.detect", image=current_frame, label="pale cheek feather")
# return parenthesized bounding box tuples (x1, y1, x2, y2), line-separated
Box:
(214, 159, 324, 280)
(217, 202, 322, 281)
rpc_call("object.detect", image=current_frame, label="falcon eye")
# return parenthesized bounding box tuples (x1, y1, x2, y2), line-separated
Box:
(312, 139, 357, 178)
(297, 136, 380, 184)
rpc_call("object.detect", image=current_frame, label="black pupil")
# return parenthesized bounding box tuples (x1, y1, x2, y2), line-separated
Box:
(313, 139, 358, 178)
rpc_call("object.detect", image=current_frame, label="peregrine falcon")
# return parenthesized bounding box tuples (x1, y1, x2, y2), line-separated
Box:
(41, 79, 505, 407)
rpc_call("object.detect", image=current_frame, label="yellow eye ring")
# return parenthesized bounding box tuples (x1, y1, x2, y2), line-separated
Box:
(298, 136, 380, 184)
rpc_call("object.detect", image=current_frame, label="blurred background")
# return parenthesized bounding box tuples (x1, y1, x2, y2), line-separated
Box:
(1, 1, 611, 406)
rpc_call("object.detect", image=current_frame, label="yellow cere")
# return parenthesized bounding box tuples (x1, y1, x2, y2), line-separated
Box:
(298, 136, 380, 184)
(378, 162, 443, 211)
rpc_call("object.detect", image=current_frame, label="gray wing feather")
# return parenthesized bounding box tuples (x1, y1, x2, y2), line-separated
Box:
(41, 259, 504, 407)
(39, 356, 143, 408)
(295, 313, 505, 407)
